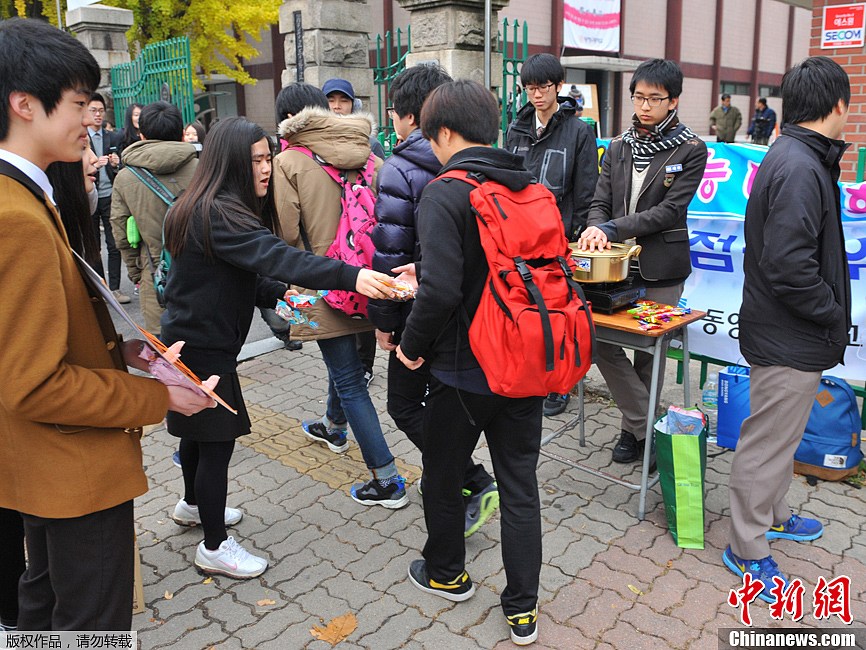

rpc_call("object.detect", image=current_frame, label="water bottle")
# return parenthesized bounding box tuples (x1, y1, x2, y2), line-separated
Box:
(701, 372, 719, 443)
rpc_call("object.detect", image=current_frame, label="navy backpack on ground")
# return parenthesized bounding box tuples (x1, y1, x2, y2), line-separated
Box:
(794, 376, 863, 481)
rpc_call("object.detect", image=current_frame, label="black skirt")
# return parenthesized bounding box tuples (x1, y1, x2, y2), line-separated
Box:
(166, 372, 251, 442)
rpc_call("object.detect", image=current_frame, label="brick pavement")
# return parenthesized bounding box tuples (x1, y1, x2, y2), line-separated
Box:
(132, 345, 866, 649)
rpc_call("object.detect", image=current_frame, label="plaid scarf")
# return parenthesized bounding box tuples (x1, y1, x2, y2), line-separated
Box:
(621, 110, 697, 172)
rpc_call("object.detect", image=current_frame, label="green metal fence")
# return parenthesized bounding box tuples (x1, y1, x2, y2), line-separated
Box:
(110, 37, 196, 130)
(500, 19, 528, 138)
(372, 26, 411, 156)
(858, 146, 866, 183)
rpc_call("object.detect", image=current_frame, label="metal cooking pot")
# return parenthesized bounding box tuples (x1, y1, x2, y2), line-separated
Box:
(568, 243, 642, 283)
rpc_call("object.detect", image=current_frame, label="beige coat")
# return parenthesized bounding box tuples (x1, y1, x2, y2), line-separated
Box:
(274, 107, 383, 341)
(0, 176, 169, 519)
(111, 140, 199, 334)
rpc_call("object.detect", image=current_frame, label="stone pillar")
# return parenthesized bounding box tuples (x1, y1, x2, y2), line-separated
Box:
(396, 0, 508, 92)
(279, 0, 374, 108)
(66, 4, 134, 102)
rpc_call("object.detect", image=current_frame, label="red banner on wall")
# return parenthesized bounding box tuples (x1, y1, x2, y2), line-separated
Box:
(563, 0, 621, 52)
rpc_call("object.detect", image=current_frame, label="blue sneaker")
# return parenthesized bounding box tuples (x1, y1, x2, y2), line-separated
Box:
(172, 450, 182, 468)
(766, 514, 824, 542)
(302, 419, 349, 453)
(351, 475, 409, 509)
(722, 545, 787, 604)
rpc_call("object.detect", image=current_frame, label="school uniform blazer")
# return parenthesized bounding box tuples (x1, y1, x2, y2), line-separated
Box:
(587, 135, 708, 282)
(0, 166, 169, 519)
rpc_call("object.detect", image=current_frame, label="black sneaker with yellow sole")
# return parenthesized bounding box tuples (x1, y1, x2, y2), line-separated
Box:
(408, 559, 475, 602)
(506, 608, 538, 645)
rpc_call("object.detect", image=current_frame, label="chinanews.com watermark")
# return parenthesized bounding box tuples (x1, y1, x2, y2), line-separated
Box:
(719, 628, 866, 649)
(721, 573, 864, 649)
(0, 631, 136, 648)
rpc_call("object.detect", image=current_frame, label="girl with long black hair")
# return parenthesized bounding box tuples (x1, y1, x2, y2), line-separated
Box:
(160, 117, 394, 578)
(118, 102, 143, 160)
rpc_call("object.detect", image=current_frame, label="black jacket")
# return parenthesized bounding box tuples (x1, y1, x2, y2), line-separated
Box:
(160, 212, 359, 375)
(368, 129, 441, 334)
(586, 133, 707, 284)
(88, 128, 123, 184)
(505, 97, 598, 240)
(739, 124, 851, 371)
(399, 147, 535, 386)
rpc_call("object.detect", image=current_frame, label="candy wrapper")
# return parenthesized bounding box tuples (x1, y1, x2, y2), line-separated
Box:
(274, 291, 328, 327)
(627, 300, 691, 331)
(377, 276, 417, 301)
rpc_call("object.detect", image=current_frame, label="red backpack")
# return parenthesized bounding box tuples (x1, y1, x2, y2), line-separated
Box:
(290, 146, 377, 318)
(436, 170, 595, 398)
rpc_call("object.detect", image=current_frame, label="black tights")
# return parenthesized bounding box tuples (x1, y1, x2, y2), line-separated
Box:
(179, 439, 235, 551)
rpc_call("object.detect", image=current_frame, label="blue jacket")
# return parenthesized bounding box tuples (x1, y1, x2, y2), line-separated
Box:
(368, 129, 441, 334)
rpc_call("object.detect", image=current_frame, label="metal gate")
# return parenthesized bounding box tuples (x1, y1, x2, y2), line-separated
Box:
(372, 27, 411, 156)
(110, 37, 196, 130)
(500, 19, 528, 137)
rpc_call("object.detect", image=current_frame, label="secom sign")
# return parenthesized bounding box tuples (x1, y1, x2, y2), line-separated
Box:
(821, 3, 866, 49)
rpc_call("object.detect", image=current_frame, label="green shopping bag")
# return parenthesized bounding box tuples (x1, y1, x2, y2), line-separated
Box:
(126, 216, 141, 248)
(654, 410, 707, 549)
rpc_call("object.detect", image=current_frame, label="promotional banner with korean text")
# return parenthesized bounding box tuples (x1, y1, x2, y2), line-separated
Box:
(596, 140, 866, 381)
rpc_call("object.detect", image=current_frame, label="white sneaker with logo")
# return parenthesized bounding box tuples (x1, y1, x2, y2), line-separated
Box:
(194, 536, 268, 579)
(172, 499, 243, 527)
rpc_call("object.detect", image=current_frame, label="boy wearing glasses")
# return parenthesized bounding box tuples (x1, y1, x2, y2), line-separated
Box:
(87, 92, 128, 303)
(577, 58, 707, 464)
(505, 53, 598, 417)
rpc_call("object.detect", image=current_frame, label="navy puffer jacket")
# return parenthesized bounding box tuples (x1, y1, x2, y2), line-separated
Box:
(368, 129, 441, 334)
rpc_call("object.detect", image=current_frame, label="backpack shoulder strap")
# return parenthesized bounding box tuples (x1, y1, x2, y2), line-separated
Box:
(287, 145, 345, 186)
(435, 170, 484, 188)
(126, 165, 176, 207)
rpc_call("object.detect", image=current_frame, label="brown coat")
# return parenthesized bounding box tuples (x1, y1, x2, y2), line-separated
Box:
(274, 107, 383, 341)
(0, 174, 169, 519)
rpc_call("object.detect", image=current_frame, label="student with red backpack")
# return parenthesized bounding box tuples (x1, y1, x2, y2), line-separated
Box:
(273, 83, 408, 508)
(396, 80, 592, 646)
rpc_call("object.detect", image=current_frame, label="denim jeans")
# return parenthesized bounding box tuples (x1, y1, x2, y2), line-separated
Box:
(317, 335, 397, 479)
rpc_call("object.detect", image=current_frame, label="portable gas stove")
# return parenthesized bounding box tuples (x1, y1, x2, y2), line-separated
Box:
(578, 277, 646, 314)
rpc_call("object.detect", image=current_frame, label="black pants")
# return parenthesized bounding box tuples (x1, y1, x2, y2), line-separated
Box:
(0, 507, 25, 628)
(387, 352, 493, 494)
(421, 377, 543, 615)
(91, 195, 121, 290)
(18, 500, 134, 631)
(179, 439, 235, 550)
(356, 331, 376, 374)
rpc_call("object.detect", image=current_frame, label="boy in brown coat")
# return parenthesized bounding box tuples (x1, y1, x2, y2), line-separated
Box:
(0, 19, 214, 630)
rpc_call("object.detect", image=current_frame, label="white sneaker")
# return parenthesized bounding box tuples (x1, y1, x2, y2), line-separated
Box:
(194, 536, 268, 579)
(172, 499, 243, 527)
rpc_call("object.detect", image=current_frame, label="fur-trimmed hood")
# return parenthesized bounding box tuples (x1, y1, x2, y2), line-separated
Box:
(277, 106, 375, 169)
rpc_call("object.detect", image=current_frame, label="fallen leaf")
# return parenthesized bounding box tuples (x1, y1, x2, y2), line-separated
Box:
(310, 612, 358, 645)
(164, 591, 174, 600)
(256, 598, 277, 607)
(202, 577, 213, 584)
(627, 584, 644, 596)
(666, 560, 673, 568)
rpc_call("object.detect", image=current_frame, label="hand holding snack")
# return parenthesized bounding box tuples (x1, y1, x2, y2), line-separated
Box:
(355, 268, 397, 299)
(391, 263, 418, 291)
(376, 275, 416, 301)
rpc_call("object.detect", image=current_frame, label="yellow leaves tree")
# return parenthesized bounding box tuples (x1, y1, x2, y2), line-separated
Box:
(105, 0, 282, 86)
(1, 0, 281, 86)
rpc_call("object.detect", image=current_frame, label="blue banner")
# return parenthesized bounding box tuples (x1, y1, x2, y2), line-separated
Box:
(595, 140, 866, 380)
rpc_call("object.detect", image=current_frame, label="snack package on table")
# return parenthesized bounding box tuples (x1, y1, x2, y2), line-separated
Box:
(627, 300, 691, 331)
(274, 290, 328, 328)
